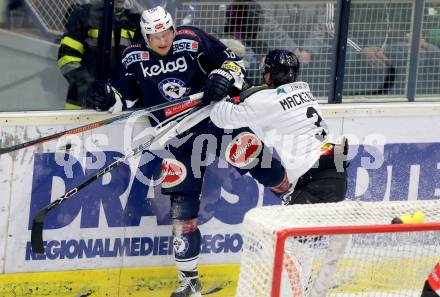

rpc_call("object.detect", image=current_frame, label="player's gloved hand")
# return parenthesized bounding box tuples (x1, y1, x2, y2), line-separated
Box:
(202, 61, 247, 104)
(87, 80, 124, 113)
(201, 68, 234, 104)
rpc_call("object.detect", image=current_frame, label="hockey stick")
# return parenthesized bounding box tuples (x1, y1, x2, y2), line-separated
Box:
(30, 106, 203, 254)
(0, 92, 203, 155)
(202, 285, 224, 295)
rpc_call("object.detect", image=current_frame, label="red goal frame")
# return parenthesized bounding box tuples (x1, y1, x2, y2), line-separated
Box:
(271, 222, 440, 297)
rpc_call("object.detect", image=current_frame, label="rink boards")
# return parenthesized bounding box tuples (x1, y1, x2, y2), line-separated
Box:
(0, 103, 440, 296)
(0, 264, 240, 297)
(0, 256, 434, 297)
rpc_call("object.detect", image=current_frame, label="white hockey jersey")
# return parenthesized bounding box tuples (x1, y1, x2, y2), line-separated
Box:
(210, 81, 329, 183)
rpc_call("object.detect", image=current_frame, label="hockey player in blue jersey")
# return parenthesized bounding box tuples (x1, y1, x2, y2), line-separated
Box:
(88, 6, 294, 297)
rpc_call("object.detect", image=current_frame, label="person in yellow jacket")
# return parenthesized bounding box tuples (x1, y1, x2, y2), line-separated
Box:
(58, 0, 140, 109)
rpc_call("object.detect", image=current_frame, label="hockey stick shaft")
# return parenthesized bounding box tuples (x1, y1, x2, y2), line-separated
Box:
(1, 92, 203, 155)
(31, 106, 202, 254)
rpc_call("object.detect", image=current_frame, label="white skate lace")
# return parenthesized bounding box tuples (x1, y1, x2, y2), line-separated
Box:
(175, 271, 198, 293)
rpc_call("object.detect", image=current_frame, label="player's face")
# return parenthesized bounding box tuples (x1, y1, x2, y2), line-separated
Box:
(148, 28, 174, 56)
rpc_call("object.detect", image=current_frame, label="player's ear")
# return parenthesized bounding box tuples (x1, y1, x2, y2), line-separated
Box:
(263, 72, 272, 86)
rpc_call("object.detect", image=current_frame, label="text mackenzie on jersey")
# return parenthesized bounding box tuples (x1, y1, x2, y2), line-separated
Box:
(279, 91, 316, 110)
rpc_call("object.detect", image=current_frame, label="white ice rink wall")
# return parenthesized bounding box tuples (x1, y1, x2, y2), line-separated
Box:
(0, 102, 439, 295)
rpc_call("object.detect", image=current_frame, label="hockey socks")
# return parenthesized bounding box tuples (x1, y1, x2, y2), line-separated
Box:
(172, 219, 201, 272)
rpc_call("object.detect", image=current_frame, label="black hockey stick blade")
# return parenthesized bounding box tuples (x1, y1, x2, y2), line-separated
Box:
(31, 208, 49, 254)
(30, 221, 44, 254)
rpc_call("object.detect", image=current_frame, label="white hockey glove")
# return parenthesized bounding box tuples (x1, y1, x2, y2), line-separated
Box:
(108, 88, 138, 113)
(107, 86, 123, 113)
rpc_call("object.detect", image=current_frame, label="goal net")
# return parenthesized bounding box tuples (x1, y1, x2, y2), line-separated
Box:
(236, 200, 440, 297)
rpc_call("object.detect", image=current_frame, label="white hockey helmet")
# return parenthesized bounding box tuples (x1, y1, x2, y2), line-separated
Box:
(140, 6, 176, 45)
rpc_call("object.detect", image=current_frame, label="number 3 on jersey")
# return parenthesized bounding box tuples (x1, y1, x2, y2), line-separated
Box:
(306, 106, 328, 140)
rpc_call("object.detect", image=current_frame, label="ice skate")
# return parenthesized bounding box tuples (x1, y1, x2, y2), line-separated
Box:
(170, 270, 202, 297)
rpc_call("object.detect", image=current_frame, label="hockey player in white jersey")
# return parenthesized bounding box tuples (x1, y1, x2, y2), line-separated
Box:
(211, 49, 348, 204)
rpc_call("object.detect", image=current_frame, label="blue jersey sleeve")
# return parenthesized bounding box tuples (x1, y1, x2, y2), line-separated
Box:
(176, 26, 242, 72)
(114, 43, 143, 105)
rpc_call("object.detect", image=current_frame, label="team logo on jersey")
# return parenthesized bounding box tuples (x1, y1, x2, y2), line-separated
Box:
(225, 132, 262, 168)
(159, 78, 190, 101)
(172, 39, 199, 53)
(161, 159, 187, 188)
(277, 87, 287, 95)
(122, 51, 149, 67)
(141, 56, 188, 77)
(173, 235, 189, 256)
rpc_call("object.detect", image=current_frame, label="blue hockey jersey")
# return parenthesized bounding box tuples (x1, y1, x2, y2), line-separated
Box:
(120, 25, 242, 122)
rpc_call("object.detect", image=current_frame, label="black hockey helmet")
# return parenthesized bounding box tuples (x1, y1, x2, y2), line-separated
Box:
(263, 49, 300, 86)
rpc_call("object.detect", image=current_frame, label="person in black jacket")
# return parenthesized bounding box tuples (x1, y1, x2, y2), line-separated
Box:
(57, 0, 140, 109)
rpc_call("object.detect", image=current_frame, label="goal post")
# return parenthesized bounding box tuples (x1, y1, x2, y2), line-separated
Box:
(236, 200, 440, 297)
